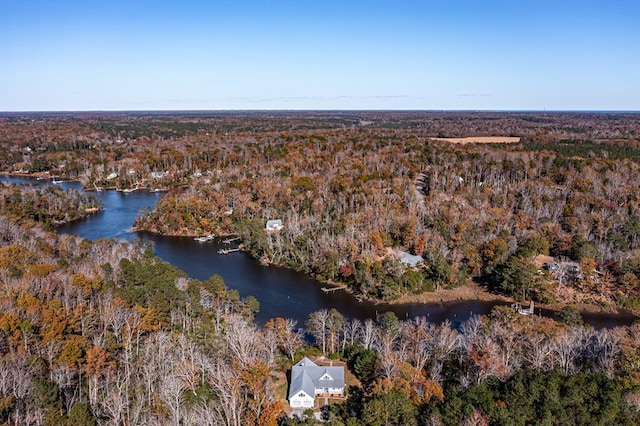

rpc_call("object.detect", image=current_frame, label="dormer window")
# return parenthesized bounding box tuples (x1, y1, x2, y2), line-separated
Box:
(320, 373, 333, 380)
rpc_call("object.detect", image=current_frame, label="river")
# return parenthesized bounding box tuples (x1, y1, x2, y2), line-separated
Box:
(2, 175, 638, 329)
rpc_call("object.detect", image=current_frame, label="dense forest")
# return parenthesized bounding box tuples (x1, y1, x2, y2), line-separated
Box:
(3, 112, 640, 308)
(0, 214, 639, 424)
(0, 183, 101, 228)
(2, 111, 640, 424)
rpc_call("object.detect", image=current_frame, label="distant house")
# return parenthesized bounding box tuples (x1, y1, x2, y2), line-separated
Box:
(392, 249, 424, 267)
(288, 357, 345, 409)
(265, 219, 284, 232)
(150, 171, 168, 179)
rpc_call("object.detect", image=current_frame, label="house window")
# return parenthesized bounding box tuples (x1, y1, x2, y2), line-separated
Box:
(298, 392, 306, 398)
(320, 373, 333, 380)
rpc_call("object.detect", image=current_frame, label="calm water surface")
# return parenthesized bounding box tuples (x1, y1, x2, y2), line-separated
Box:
(3, 176, 637, 328)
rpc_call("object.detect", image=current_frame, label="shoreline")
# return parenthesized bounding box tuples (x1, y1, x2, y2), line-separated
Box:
(0, 171, 81, 181)
(392, 281, 639, 318)
(132, 225, 237, 239)
(121, 226, 640, 321)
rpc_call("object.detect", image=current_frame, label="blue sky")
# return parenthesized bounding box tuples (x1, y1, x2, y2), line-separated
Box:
(1, 0, 638, 111)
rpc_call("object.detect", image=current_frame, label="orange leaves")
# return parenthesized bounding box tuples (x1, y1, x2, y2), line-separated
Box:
(0, 245, 36, 268)
(25, 263, 57, 278)
(0, 312, 22, 349)
(72, 273, 103, 295)
(421, 379, 445, 404)
(84, 346, 116, 377)
(370, 362, 444, 405)
(481, 238, 508, 267)
(56, 334, 90, 367)
(257, 400, 285, 426)
(413, 235, 427, 257)
(372, 232, 385, 251)
(40, 309, 68, 345)
(468, 337, 509, 383)
(264, 316, 290, 337)
(264, 316, 281, 330)
(371, 377, 394, 396)
(371, 231, 393, 252)
(240, 360, 270, 397)
(292, 176, 315, 193)
(578, 257, 598, 291)
(133, 304, 161, 332)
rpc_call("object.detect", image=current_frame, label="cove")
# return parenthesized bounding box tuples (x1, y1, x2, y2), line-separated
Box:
(3, 175, 638, 329)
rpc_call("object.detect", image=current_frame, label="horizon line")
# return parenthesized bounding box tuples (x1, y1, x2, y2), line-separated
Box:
(1, 108, 640, 115)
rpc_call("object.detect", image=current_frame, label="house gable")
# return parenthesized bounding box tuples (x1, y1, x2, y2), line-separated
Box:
(288, 358, 345, 408)
(319, 371, 333, 381)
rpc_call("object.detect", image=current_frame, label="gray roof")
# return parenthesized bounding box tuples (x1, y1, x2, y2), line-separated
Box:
(398, 251, 423, 267)
(288, 357, 345, 399)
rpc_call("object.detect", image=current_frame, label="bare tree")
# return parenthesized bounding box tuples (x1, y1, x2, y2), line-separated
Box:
(587, 328, 620, 378)
(98, 370, 128, 426)
(425, 320, 460, 383)
(551, 327, 591, 374)
(265, 317, 303, 360)
(206, 362, 246, 426)
(160, 372, 186, 426)
(359, 318, 378, 350)
(341, 317, 362, 352)
(222, 313, 262, 365)
(306, 309, 331, 355)
(400, 316, 430, 378)
(523, 330, 553, 371)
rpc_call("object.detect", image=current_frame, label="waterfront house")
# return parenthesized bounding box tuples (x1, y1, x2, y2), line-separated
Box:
(288, 357, 345, 409)
(392, 249, 424, 267)
(265, 219, 284, 232)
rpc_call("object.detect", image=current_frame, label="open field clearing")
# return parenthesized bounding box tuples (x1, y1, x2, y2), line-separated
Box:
(431, 136, 521, 144)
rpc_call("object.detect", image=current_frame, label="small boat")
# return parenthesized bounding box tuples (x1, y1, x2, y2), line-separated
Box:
(118, 186, 138, 193)
(52, 179, 62, 184)
(194, 235, 215, 242)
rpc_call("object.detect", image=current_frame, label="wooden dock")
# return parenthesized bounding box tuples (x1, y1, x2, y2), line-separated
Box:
(222, 237, 241, 244)
(321, 285, 347, 293)
(218, 248, 240, 255)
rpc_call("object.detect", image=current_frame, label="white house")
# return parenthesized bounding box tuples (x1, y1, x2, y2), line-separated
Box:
(288, 357, 345, 409)
(265, 219, 284, 232)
